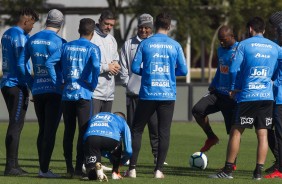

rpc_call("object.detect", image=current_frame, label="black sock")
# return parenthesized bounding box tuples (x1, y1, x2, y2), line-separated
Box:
(223, 162, 234, 174)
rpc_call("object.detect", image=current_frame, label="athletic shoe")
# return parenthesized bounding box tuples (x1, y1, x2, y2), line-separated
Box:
(200, 136, 219, 152)
(66, 167, 74, 178)
(123, 169, 136, 178)
(264, 170, 282, 178)
(95, 162, 108, 182)
(123, 159, 130, 166)
(4, 167, 29, 176)
(38, 170, 61, 178)
(253, 169, 262, 180)
(208, 170, 233, 179)
(101, 165, 112, 172)
(154, 170, 164, 179)
(265, 162, 279, 173)
(112, 172, 123, 179)
(220, 164, 237, 171)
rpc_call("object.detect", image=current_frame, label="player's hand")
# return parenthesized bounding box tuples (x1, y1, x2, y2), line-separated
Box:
(229, 89, 240, 99)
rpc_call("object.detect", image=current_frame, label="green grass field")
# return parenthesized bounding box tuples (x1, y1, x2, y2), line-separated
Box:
(0, 122, 280, 183)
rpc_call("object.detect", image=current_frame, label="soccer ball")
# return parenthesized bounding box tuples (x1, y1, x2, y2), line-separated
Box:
(189, 152, 208, 170)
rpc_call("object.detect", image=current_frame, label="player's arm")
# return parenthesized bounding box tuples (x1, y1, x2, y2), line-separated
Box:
(17, 42, 33, 89)
(175, 44, 188, 76)
(45, 48, 62, 84)
(120, 122, 132, 165)
(229, 44, 243, 91)
(131, 44, 143, 76)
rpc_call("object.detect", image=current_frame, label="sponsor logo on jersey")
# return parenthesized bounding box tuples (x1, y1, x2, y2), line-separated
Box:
(220, 64, 229, 74)
(251, 43, 272, 48)
(35, 65, 48, 76)
(31, 40, 51, 45)
(34, 52, 49, 59)
(36, 78, 52, 83)
(68, 67, 80, 78)
(149, 44, 173, 49)
(67, 46, 87, 52)
(151, 79, 170, 87)
(94, 114, 113, 122)
(147, 92, 174, 97)
(266, 117, 272, 126)
(66, 82, 81, 90)
(248, 82, 267, 89)
(254, 53, 270, 58)
(249, 67, 269, 77)
(90, 122, 109, 127)
(151, 62, 169, 74)
(245, 93, 271, 98)
(240, 117, 254, 125)
(153, 53, 169, 58)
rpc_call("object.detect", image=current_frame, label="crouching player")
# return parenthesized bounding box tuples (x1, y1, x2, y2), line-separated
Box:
(83, 112, 132, 181)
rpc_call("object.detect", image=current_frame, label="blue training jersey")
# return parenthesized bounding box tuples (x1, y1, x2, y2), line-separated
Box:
(132, 33, 188, 100)
(210, 42, 239, 95)
(18, 30, 67, 95)
(1, 26, 31, 88)
(45, 37, 101, 101)
(83, 112, 132, 160)
(230, 35, 282, 102)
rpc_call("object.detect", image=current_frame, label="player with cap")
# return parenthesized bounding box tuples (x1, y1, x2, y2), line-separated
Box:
(18, 9, 66, 178)
(264, 11, 282, 178)
(119, 13, 167, 165)
(1, 7, 39, 176)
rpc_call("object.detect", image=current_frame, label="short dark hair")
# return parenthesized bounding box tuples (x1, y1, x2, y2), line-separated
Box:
(154, 12, 171, 30)
(113, 112, 126, 121)
(99, 10, 116, 21)
(16, 7, 39, 22)
(247, 17, 265, 33)
(78, 18, 95, 36)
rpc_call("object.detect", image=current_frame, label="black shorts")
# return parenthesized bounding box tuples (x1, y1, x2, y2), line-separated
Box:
(192, 92, 236, 134)
(233, 100, 273, 129)
(84, 136, 121, 169)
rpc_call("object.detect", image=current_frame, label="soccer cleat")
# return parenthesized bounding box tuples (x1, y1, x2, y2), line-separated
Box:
(264, 170, 282, 179)
(154, 170, 164, 179)
(112, 172, 123, 179)
(200, 136, 219, 152)
(208, 170, 233, 179)
(221, 164, 237, 171)
(253, 169, 262, 180)
(123, 169, 136, 178)
(265, 162, 279, 173)
(95, 162, 108, 182)
(4, 167, 29, 176)
(38, 170, 61, 178)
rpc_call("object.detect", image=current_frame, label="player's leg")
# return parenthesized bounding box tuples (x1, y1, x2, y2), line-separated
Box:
(147, 111, 159, 163)
(127, 100, 155, 175)
(92, 98, 103, 115)
(126, 95, 138, 130)
(266, 129, 279, 172)
(38, 93, 62, 175)
(192, 92, 219, 152)
(62, 101, 77, 176)
(2, 86, 29, 176)
(100, 100, 113, 113)
(76, 99, 92, 175)
(154, 100, 175, 178)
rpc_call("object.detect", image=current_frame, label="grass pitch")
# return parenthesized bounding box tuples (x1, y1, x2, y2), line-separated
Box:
(0, 122, 279, 183)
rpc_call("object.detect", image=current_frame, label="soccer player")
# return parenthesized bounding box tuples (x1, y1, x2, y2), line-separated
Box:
(192, 25, 238, 153)
(83, 112, 132, 181)
(209, 17, 282, 180)
(124, 12, 187, 179)
(264, 11, 282, 179)
(90, 10, 121, 115)
(45, 18, 100, 177)
(18, 9, 66, 178)
(1, 7, 39, 176)
(119, 13, 167, 165)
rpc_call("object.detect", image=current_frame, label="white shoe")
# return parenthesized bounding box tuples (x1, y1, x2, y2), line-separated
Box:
(154, 158, 168, 165)
(123, 159, 130, 166)
(95, 162, 108, 182)
(101, 165, 112, 172)
(154, 170, 164, 179)
(38, 170, 61, 178)
(123, 169, 136, 178)
(112, 172, 123, 179)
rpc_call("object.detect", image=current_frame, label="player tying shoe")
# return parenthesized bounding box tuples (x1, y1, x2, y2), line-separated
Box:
(83, 112, 132, 181)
